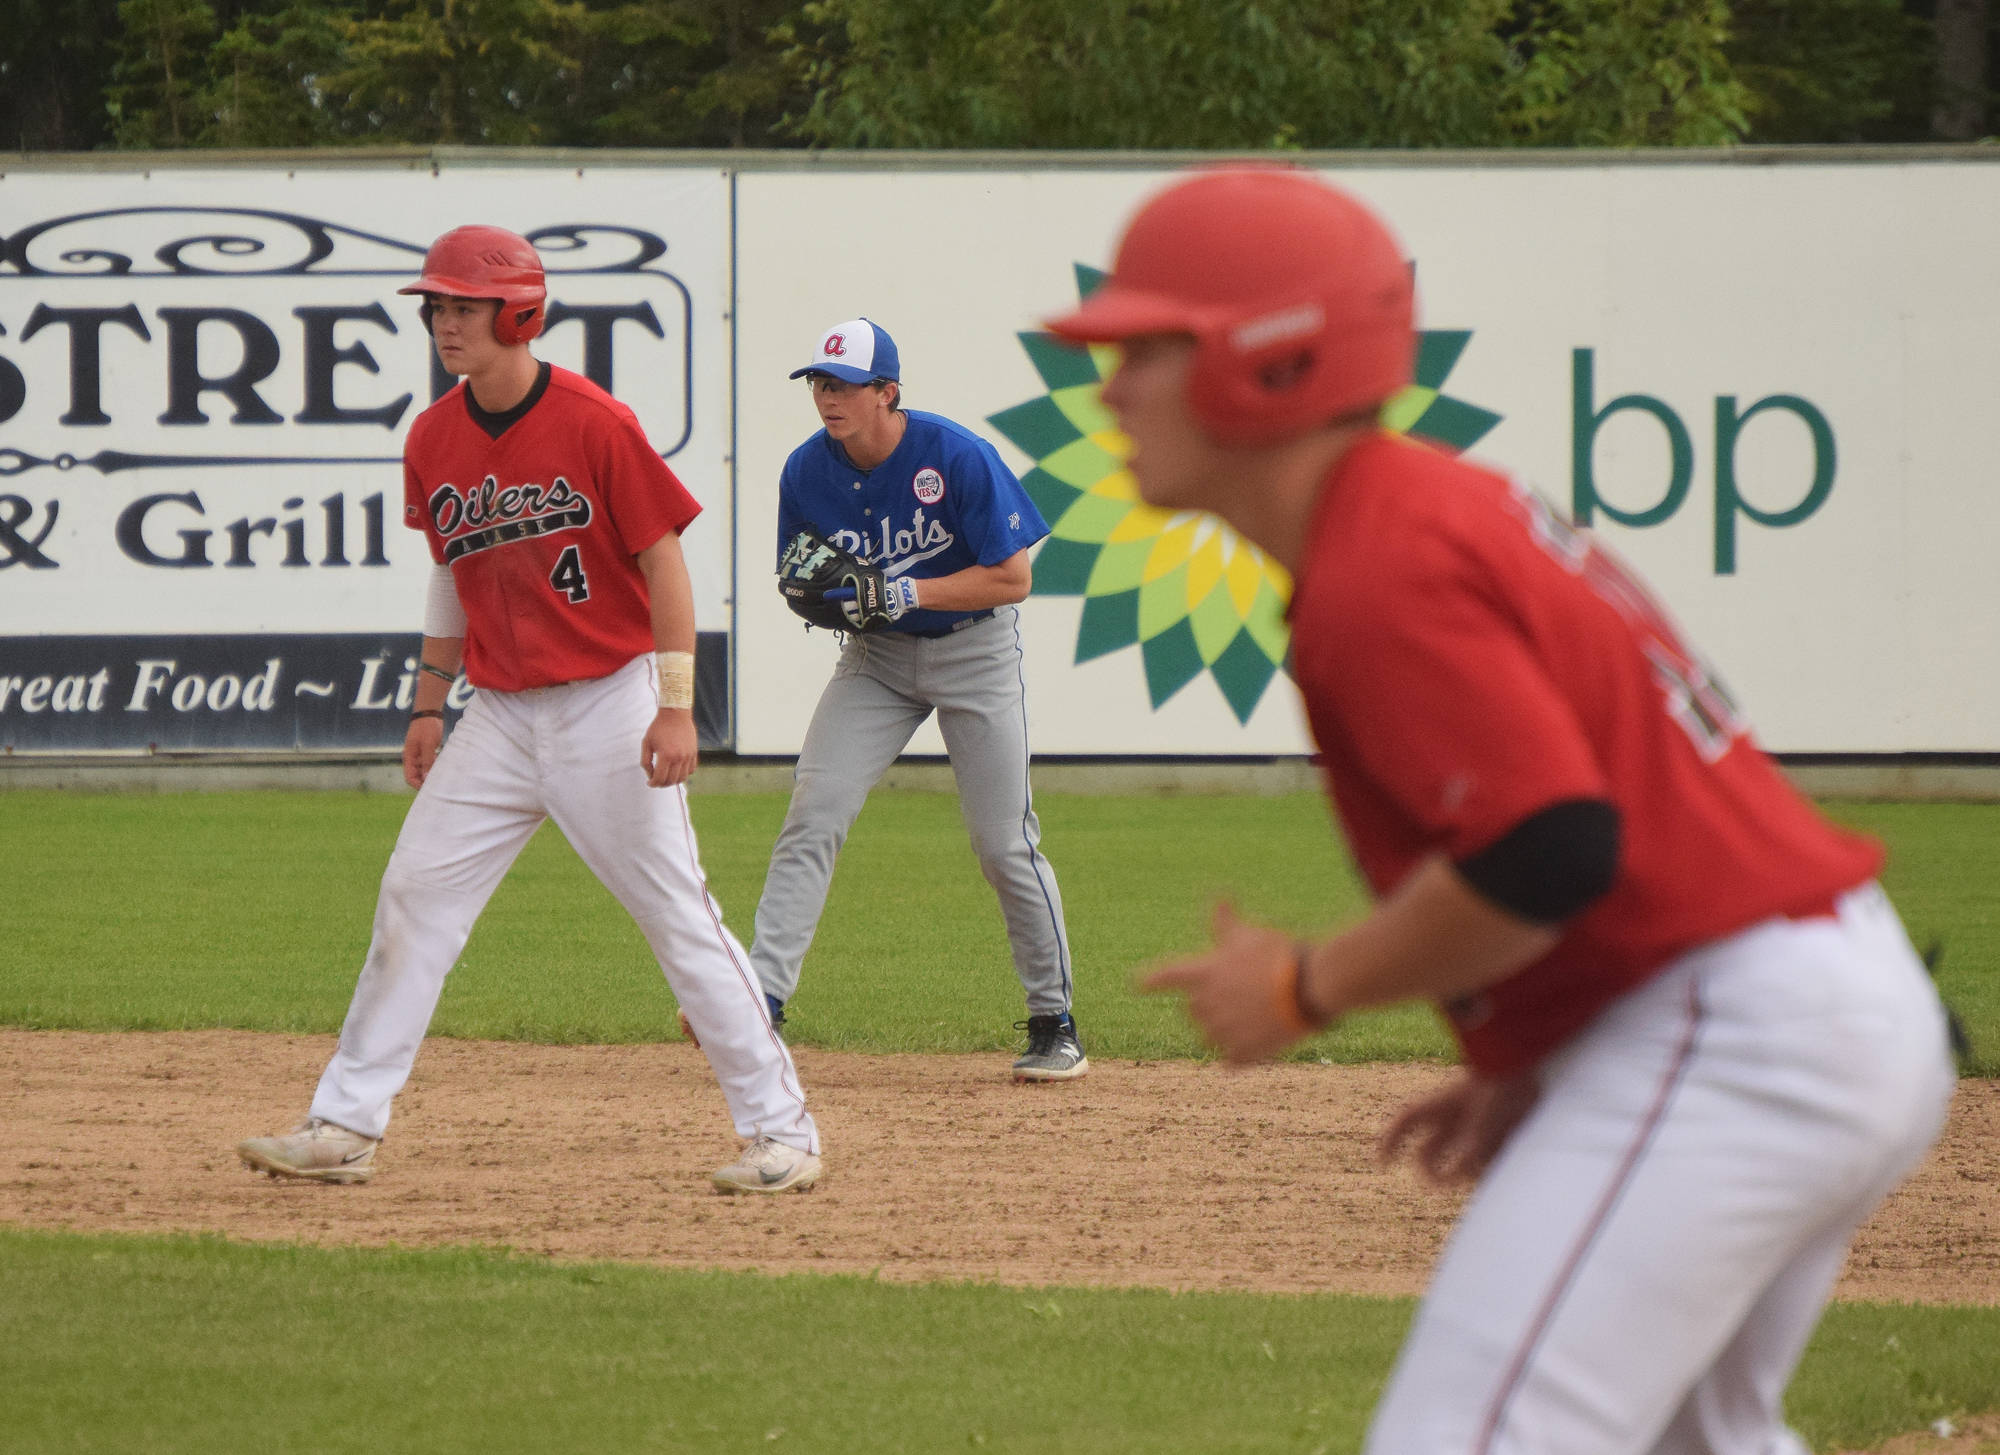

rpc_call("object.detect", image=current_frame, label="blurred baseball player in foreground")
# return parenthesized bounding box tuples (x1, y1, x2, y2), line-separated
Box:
(748, 317, 1085, 1080)
(1051, 168, 1954, 1454)
(238, 225, 820, 1194)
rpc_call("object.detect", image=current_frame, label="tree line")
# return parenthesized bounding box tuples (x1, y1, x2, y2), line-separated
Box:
(2, 0, 1987, 154)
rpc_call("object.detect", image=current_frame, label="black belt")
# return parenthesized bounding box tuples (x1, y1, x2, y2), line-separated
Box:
(906, 609, 996, 639)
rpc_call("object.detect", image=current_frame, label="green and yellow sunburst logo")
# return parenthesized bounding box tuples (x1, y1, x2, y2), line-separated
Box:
(990, 263, 1502, 724)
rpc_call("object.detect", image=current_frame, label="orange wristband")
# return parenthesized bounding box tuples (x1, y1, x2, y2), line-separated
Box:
(1288, 940, 1336, 1033)
(1268, 940, 1319, 1038)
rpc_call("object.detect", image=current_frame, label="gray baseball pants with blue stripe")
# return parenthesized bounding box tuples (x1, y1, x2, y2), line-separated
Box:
(749, 606, 1074, 1015)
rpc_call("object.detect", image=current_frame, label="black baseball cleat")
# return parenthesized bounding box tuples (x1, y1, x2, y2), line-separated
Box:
(1011, 1012, 1089, 1082)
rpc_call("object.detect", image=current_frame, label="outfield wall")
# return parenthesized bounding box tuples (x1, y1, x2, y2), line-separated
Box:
(4, 149, 1997, 759)
(0, 161, 737, 751)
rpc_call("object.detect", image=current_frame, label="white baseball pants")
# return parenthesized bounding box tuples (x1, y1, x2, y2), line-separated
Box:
(1365, 882, 1954, 1455)
(310, 654, 818, 1154)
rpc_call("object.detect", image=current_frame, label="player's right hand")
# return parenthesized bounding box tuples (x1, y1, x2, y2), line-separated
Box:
(403, 717, 445, 789)
(641, 707, 698, 788)
(1139, 901, 1320, 1063)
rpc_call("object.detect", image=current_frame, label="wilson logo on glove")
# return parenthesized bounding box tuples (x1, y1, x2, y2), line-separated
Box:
(778, 525, 914, 633)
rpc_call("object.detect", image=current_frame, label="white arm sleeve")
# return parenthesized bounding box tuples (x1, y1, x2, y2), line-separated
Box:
(424, 562, 467, 638)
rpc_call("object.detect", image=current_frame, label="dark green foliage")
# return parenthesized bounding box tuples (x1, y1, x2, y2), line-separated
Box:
(0, 0, 125, 149)
(199, 2, 357, 145)
(16, 0, 1971, 154)
(1499, 0, 1748, 145)
(572, 0, 809, 147)
(1725, 0, 1937, 141)
(106, 0, 220, 146)
(82, 0, 815, 149)
(330, 0, 595, 146)
(784, 0, 1749, 148)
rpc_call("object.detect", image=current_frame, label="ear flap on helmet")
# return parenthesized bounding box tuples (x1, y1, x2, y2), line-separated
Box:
(1186, 290, 1414, 445)
(416, 296, 545, 347)
(493, 302, 545, 347)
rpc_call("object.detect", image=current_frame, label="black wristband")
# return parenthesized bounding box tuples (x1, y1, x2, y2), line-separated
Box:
(410, 709, 445, 722)
(419, 662, 456, 684)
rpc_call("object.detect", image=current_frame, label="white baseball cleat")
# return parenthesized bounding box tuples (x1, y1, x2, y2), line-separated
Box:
(712, 1135, 822, 1194)
(237, 1118, 379, 1184)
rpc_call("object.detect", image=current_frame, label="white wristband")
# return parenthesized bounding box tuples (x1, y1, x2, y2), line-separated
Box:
(657, 650, 695, 710)
(424, 562, 467, 638)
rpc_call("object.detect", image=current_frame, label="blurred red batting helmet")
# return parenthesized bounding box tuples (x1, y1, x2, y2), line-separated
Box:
(1045, 167, 1414, 445)
(398, 225, 547, 346)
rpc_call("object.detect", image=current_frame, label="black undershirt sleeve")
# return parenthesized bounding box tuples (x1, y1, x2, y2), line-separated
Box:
(1453, 797, 1622, 925)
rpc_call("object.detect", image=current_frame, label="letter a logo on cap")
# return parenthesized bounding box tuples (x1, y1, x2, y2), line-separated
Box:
(790, 316, 899, 383)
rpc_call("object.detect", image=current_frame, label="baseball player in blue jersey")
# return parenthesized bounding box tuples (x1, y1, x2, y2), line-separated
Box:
(754, 317, 1085, 1080)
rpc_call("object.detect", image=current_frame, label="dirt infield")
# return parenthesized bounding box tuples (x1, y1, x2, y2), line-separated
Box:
(2, 1027, 1994, 1309)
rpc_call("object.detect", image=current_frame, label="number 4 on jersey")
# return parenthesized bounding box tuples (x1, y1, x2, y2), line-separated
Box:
(549, 544, 590, 604)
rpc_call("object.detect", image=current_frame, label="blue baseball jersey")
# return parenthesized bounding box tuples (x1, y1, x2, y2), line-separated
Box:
(777, 409, 1049, 634)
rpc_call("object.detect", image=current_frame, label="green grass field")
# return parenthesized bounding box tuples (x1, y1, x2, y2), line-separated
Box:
(0, 791, 1991, 1067)
(1, 788, 1994, 1452)
(1, 1230, 1996, 1455)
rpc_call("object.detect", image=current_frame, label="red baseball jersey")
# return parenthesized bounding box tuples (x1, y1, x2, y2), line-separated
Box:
(402, 365, 700, 692)
(1288, 431, 1881, 1078)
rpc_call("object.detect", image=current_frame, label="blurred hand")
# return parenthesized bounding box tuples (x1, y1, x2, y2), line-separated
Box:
(1379, 1070, 1540, 1186)
(1139, 901, 1319, 1063)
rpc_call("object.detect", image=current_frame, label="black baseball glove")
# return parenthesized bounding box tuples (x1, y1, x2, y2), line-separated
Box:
(778, 525, 896, 632)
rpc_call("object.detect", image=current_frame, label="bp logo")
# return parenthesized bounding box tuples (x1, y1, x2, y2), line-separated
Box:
(989, 264, 1501, 724)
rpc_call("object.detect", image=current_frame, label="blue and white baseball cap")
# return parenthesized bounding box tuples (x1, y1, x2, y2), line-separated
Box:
(789, 317, 900, 383)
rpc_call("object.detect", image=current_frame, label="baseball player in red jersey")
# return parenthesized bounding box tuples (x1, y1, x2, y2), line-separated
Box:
(1049, 169, 1955, 1455)
(238, 226, 821, 1194)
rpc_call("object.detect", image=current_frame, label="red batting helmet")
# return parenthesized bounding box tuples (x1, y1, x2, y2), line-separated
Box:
(1045, 167, 1414, 445)
(398, 225, 547, 346)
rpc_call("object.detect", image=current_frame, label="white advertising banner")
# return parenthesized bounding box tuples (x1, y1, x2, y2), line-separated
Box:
(0, 162, 732, 750)
(734, 160, 2000, 756)
(8, 155, 1996, 758)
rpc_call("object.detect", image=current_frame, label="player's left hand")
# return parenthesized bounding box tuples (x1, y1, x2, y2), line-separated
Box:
(775, 529, 920, 633)
(1378, 1069, 1540, 1186)
(1140, 901, 1324, 1063)
(641, 708, 698, 787)
(832, 564, 920, 631)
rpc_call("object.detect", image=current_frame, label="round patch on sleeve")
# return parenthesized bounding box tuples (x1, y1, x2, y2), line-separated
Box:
(913, 467, 945, 504)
